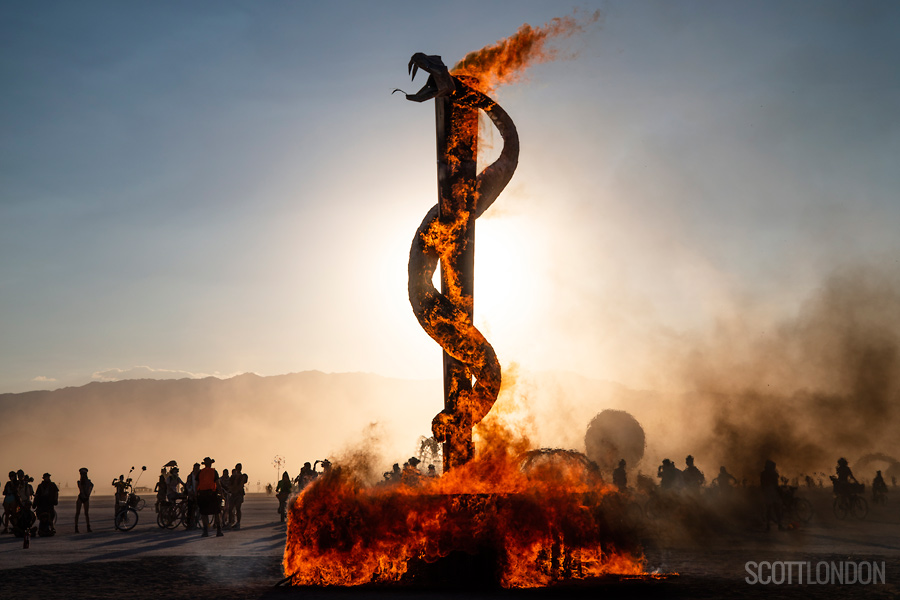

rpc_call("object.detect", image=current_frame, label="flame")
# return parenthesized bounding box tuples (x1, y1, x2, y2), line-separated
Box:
(283, 423, 647, 588)
(452, 11, 602, 93)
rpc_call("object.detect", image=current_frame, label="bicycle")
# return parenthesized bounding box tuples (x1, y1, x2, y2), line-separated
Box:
(780, 485, 813, 525)
(156, 494, 195, 529)
(831, 476, 867, 520)
(114, 466, 147, 532)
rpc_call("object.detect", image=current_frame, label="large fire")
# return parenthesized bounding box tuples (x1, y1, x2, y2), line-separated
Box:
(283, 423, 646, 587)
(283, 17, 646, 588)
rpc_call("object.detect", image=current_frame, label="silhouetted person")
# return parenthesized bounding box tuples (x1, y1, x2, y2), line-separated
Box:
(298, 462, 316, 488)
(390, 463, 402, 482)
(835, 457, 857, 484)
(402, 457, 422, 486)
(154, 468, 167, 513)
(276, 471, 292, 523)
(16, 470, 34, 506)
(873, 470, 888, 504)
(682, 455, 705, 489)
(314, 459, 332, 475)
(166, 467, 184, 504)
(75, 467, 93, 533)
(612, 459, 628, 491)
(714, 466, 736, 490)
(33, 473, 59, 536)
(10, 474, 35, 540)
(658, 459, 683, 490)
(426, 464, 438, 478)
(221, 468, 231, 525)
(760, 459, 782, 531)
(2, 471, 17, 534)
(184, 463, 201, 529)
(112, 475, 128, 517)
(229, 463, 248, 529)
(197, 457, 223, 537)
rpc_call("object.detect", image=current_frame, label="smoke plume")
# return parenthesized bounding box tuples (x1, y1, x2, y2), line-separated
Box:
(452, 11, 602, 93)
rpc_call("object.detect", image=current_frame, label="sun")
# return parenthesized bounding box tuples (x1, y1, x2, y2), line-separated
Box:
(472, 213, 547, 354)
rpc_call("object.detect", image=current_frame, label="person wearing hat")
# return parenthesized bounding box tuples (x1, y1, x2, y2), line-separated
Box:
(165, 467, 184, 505)
(33, 473, 59, 536)
(197, 457, 223, 537)
(75, 468, 93, 533)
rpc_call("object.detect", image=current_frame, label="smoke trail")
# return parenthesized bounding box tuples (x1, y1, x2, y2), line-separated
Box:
(452, 10, 603, 93)
(677, 267, 900, 479)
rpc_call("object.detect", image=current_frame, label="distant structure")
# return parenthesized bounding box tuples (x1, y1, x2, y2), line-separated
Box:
(584, 410, 646, 474)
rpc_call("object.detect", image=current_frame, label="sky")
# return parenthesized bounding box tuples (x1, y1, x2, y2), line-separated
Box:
(2, 1, 900, 395)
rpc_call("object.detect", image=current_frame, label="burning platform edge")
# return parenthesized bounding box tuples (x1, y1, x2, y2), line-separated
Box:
(282, 466, 653, 589)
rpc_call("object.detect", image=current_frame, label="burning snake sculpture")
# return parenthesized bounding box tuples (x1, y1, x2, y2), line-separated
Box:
(399, 54, 519, 467)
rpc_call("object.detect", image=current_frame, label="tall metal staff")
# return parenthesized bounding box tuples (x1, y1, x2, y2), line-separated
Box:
(401, 54, 519, 470)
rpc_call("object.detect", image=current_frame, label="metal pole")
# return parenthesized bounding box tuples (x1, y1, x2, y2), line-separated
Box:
(435, 96, 479, 471)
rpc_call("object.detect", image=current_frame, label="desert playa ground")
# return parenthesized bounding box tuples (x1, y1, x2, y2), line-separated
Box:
(2, 491, 899, 600)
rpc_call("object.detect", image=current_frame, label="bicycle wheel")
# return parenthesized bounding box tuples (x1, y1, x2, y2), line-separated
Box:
(832, 497, 849, 520)
(851, 496, 868, 520)
(157, 511, 169, 529)
(165, 506, 180, 529)
(792, 498, 814, 524)
(136, 498, 146, 511)
(115, 508, 139, 531)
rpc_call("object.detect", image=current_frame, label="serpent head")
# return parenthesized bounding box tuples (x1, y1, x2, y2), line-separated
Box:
(394, 53, 456, 102)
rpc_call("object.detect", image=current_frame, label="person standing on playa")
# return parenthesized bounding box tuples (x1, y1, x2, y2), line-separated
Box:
(184, 463, 201, 529)
(3, 471, 18, 534)
(33, 473, 59, 536)
(75, 467, 93, 533)
(229, 463, 248, 530)
(112, 475, 128, 517)
(275, 471, 292, 523)
(221, 468, 231, 526)
(197, 457, 223, 537)
(166, 467, 184, 504)
(154, 468, 167, 513)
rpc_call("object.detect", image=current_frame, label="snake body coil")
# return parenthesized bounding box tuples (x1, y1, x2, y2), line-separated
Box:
(405, 57, 519, 464)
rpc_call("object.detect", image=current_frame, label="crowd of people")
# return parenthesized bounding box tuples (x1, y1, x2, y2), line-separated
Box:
(268, 456, 441, 523)
(1, 459, 254, 541)
(274, 459, 334, 522)
(5, 452, 894, 543)
(2, 469, 61, 539)
(610, 453, 894, 531)
(380, 457, 439, 487)
(152, 457, 248, 536)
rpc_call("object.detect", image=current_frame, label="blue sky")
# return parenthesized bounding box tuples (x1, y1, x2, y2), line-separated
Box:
(2, 1, 899, 393)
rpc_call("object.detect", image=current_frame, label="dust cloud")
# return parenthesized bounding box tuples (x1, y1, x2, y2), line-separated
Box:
(488, 265, 900, 484)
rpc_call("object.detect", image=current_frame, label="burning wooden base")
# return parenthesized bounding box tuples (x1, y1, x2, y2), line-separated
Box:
(282, 470, 648, 589)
